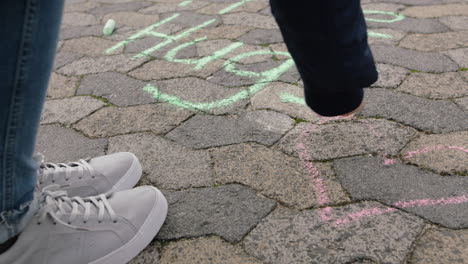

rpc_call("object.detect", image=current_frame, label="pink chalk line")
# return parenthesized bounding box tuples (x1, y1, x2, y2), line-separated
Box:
(333, 194, 468, 226)
(295, 115, 468, 227)
(403, 145, 468, 159)
(359, 119, 397, 166)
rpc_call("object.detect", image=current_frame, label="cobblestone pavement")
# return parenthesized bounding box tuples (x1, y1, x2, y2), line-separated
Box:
(38, 0, 468, 263)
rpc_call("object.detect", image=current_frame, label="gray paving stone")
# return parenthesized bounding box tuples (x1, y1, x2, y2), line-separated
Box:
(397, 72, 468, 99)
(128, 59, 221, 80)
(401, 131, 468, 175)
(197, 1, 268, 15)
(59, 25, 103, 41)
(160, 237, 262, 264)
(157, 184, 276, 242)
(444, 48, 468, 68)
(207, 60, 281, 87)
(372, 63, 409, 88)
(439, 16, 468, 31)
(36, 124, 107, 163)
(108, 133, 213, 189)
(334, 156, 468, 228)
(244, 202, 424, 264)
(367, 28, 407, 45)
(367, 17, 449, 34)
(278, 119, 415, 160)
(60, 37, 123, 56)
(150, 77, 249, 115)
(186, 25, 251, 41)
(129, 243, 160, 264)
(360, 88, 468, 133)
(57, 54, 149, 76)
(160, 12, 220, 29)
(222, 12, 278, 30)
(62, 12, 98, 26)
(78, 72, 152, 107)
(46, 72, 78, 99)
(53, 51, 83, 70)
(399, 31, 468, 52)
(211, 143, 349, 209)
(140, 1, 210, 14)
(166, 111, 295, 149)
(237, 29, 283, 45)
(251, 82, 321, 122)
(410, 228, 468, 264)
(102, 12, 161, 28)
(64, 1, 100, 12)
(455, 96, 468, 111)
(403, 4, 468, 18)
(371, 45, 458, 72)
(369, 0, 464, 5)
(88, 2, 152, 16)
(74, 104, 193, 137)
(41, 96, 105, 125)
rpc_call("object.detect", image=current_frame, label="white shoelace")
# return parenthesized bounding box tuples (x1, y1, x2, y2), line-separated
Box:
(38, 159, 95, 184)
(37, 186, 117, 230)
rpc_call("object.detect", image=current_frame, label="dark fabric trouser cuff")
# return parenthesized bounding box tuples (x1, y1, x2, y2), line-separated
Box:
(305, 88, 364, 117)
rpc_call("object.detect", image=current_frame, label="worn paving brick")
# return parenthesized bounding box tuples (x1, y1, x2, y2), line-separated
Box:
(166, 111, 295, 149)
(60, 37, 122, 56)
(186, 25, 252, 41)
(160, 12, 220, 29)
(250, 82, 320, 122)
(367, 28, 407, 45)
(439, 16, 468, 31)
(211, 143, 349, 209)
(399, 31, 468, 52)
(403, 4, 468, 18)
(360, 88, 468, 133)
(46, 72, 78, 99)
(371, 44, 458, 72)
(278, 119, 415, 160)
(41, 96, 105, 125)
(108, 133, 213, 189)
(64, 1, 100, 13)
(36, 124, 107, 163)
(157, 184, 276, 242)
(53, 51, 83, 70)
(401, 131, 468, 175)
(244, 202, 424, 264)
(397, 72, 468, 99)
(74, 104, 193, 137)
(62, 12, 98, 26)
(57, 54, 149, 76)
(410, 228, 468, 264)
(59, 25, 103, 41)
(128, 59, 222, 80)
(455, 97, 468, 111)
(129, 243, 160, 264)
(124, 36, 198, 59)
(150, 77, 250, 115)
(140, 1, 210, 14)
(372, 63, 409, 88)
(160, 237, 262, 264)
(222, 12, 278, 29)
(237, 29, 283, 45)
(334, 156, 468, 228)
(77, 72, 151, 106)
(367, 17, 449, 34)
(102, 12, 161, 27)
(197, 1, 268, 15)
(88, 2, 152, 16)
(444, 48, 468, 68)
(196, 40, 271, 64)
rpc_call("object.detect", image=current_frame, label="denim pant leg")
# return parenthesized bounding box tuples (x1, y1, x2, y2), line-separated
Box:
(0, 0, 64, 243)
(270, 0, 378, 116)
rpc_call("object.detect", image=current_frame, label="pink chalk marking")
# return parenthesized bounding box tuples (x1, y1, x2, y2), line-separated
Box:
(403, 145, 468, 159)
(333, 194, 468, 226)
(384, 158, 396, 165)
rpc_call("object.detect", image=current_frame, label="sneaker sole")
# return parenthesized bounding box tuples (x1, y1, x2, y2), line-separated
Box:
(89, 187, 168, 264)
(109, 153, 143, 193)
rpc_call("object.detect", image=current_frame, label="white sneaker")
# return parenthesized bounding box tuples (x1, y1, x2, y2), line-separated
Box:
(0, 185, 168, 264)
(37, 152, 142, 197)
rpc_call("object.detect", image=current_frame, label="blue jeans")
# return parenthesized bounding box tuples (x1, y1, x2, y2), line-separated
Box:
(0, 0, 63, 243)
(270, 0, 378, 116)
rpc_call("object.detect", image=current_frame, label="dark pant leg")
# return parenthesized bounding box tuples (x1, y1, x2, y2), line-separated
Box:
(0, 0, 64, 243)
(270, 0, 378, 116)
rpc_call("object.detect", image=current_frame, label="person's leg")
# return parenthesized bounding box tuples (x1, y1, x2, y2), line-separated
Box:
(0, 0, 64, 244)
(270, 0, 378, 117)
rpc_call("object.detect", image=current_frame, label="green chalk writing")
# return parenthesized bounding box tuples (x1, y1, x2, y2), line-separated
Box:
(280, 93, 306, 105)
(219, 0, 256, 15)
(363, 10, 405, 23)
(179, 0, 194, 6)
